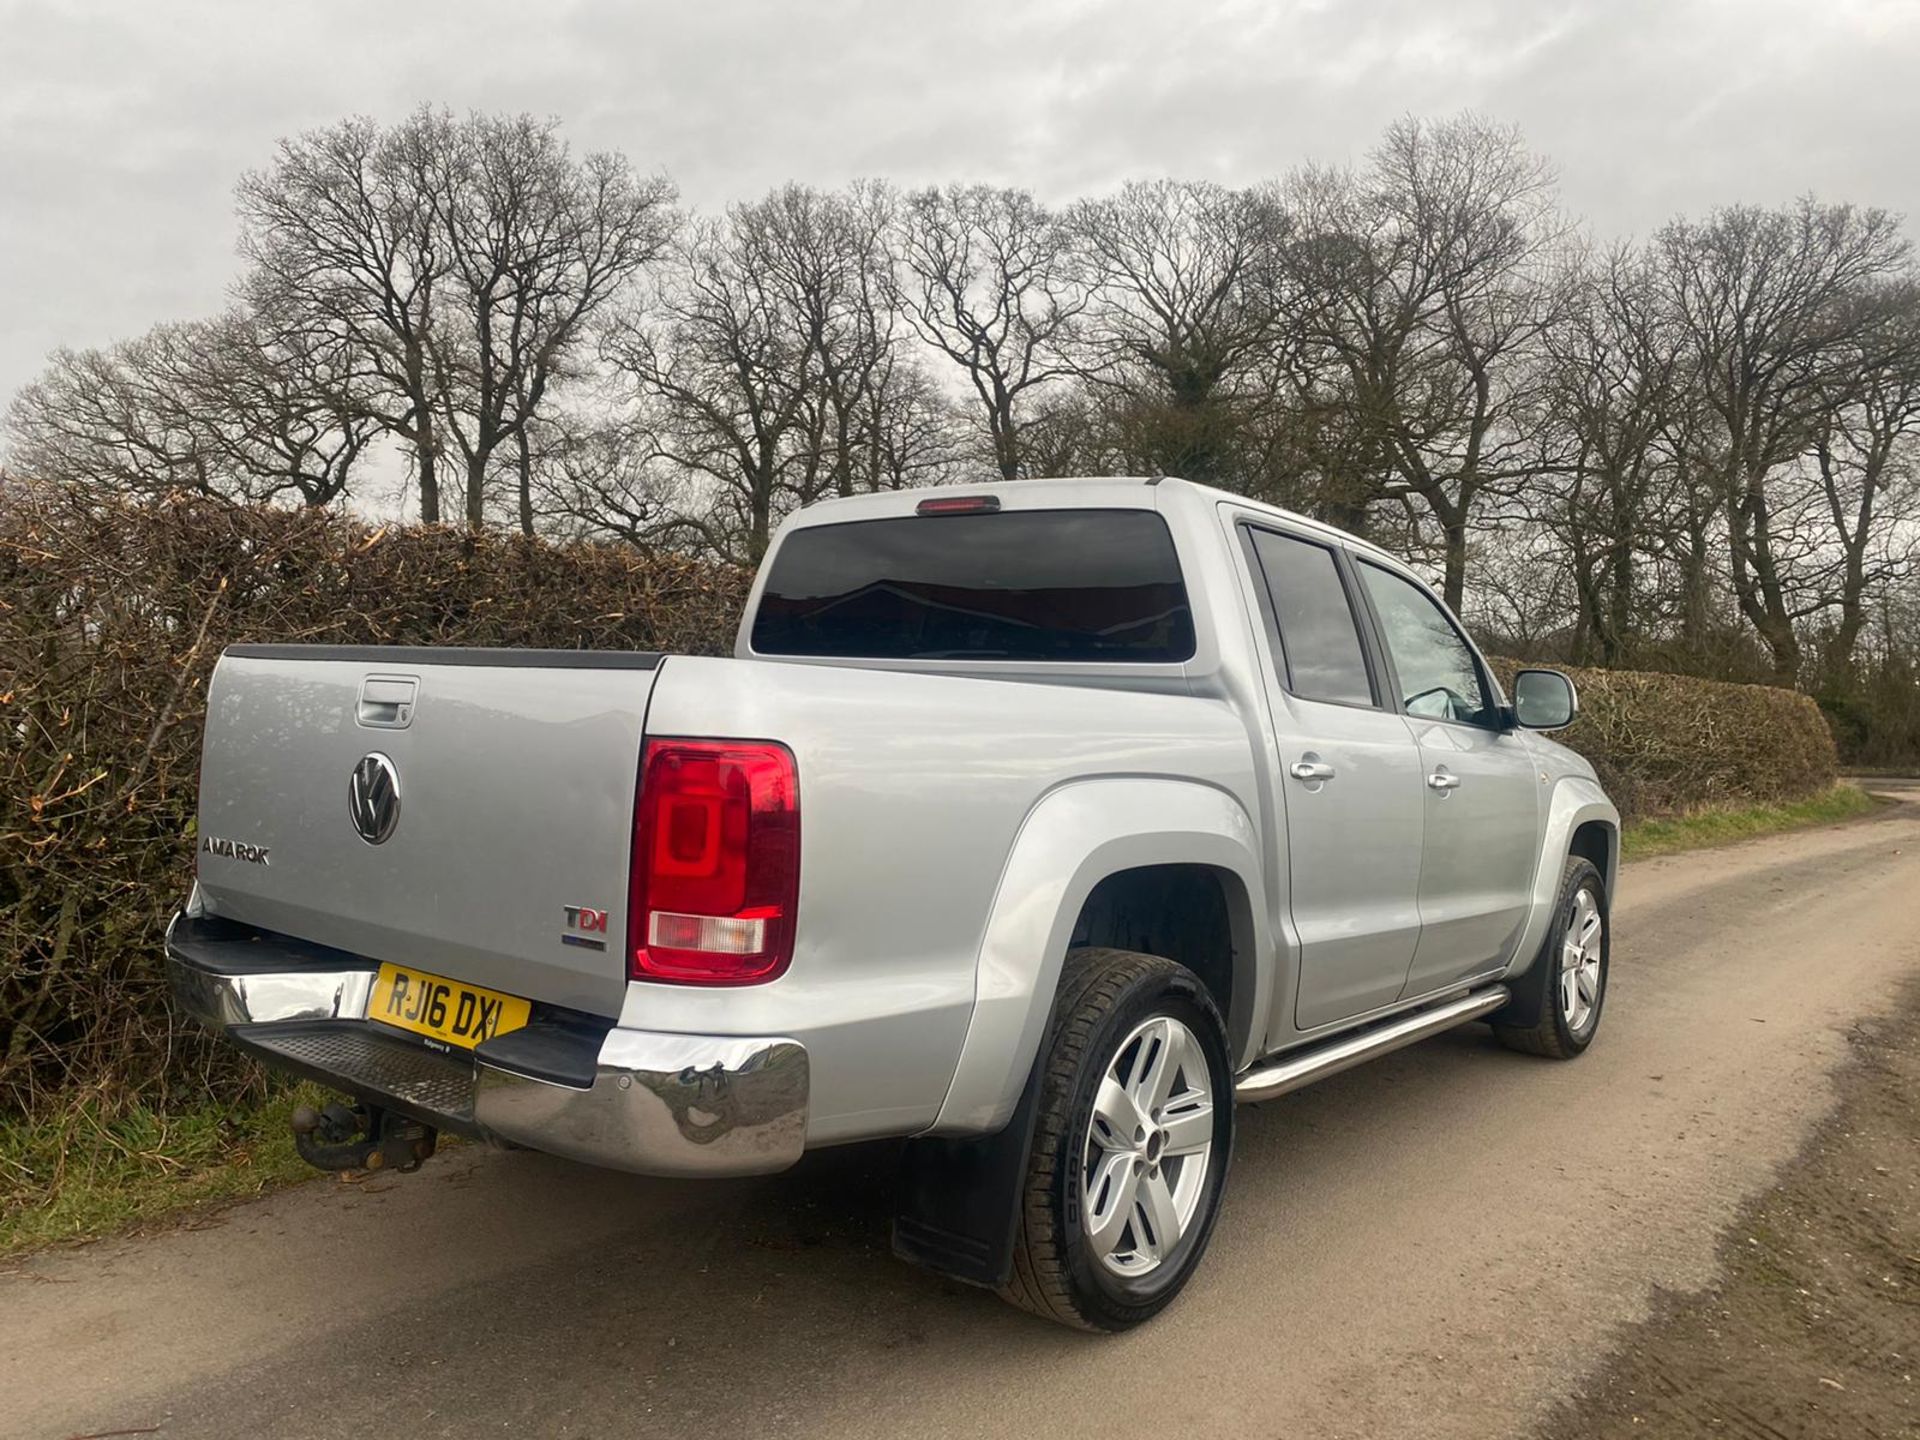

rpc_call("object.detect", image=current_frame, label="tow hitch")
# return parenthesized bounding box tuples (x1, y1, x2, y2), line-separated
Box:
(290, 1101, 438, 1174)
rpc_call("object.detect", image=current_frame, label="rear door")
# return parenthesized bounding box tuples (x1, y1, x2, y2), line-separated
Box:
(1349, 563, 1542, 997)
(1239, 524, 1428, 1032)
(195, 646, 660, 1018)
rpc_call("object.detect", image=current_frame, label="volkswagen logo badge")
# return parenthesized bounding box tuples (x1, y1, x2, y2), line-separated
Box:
(347, 752, 401, 845)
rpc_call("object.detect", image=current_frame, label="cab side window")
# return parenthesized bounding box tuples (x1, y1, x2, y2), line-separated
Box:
(1246, 528, 1376, 707)
(1356, 561, 1497, 727)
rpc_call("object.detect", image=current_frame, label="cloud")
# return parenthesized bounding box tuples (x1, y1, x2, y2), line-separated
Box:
(1, 0, 1914, 402)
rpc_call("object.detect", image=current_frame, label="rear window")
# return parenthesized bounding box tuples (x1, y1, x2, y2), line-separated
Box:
(750, 508, 1195, 662)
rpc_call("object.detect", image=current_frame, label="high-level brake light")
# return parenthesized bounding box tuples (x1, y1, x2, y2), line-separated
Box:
(915, 494, 1002, 516)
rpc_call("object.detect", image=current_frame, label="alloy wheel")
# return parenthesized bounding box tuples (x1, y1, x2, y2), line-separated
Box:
(1081, 1015, 1216, 1278)
(1560, 886, 1604, 1033)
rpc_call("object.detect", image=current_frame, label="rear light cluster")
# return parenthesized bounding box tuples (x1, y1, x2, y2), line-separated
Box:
(628, 739, 799, 985)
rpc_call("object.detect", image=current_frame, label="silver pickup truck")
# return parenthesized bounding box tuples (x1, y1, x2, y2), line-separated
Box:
(169, 476, 1616, 1330)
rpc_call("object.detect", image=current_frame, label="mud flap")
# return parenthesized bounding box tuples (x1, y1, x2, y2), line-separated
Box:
(1492, 935, 1553, 1030)
(890, 1059, 1042, 1289)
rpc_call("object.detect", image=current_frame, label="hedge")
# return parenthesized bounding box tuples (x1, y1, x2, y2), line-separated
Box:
(0, 485, 748, 1118)
(0, 485, 1841, 1122)
(1487, 659, 1838, 819)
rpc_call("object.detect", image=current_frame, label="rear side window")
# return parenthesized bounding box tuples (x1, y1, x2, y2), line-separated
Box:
(1246, 528, 1375, 707)
(751, 509, 1194, 662)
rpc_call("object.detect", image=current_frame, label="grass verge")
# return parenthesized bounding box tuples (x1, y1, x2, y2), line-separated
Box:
(1622, 781, 1881, 861)
(0, 1078, 328, 1259)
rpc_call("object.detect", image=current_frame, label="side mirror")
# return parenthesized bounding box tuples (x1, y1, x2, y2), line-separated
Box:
(1511, 669, 1578, 730)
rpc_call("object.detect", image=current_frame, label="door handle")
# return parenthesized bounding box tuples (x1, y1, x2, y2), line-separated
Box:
(1290, 760, 1337, 783)
(1426, 769, 1460, 791)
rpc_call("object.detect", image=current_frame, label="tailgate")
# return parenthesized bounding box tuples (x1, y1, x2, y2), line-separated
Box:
(194, 645, 660, 1018)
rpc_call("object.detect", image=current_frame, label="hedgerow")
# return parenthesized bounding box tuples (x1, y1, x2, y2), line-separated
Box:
(1, 485, 1843, 1124)
(0, 484, 747, 1118)
(1488, 659, 1838, 818)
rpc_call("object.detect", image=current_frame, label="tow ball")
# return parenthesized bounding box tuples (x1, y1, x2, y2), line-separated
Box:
(290, 1101, 438, 1174)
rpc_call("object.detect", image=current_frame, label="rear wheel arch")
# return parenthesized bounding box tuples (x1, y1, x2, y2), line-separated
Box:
(930, 778, 1269, 1137)
(1068, 863, 1255, 1065)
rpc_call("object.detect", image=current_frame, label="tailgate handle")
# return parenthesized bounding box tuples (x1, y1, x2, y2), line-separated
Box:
(356, 676, 418, 729)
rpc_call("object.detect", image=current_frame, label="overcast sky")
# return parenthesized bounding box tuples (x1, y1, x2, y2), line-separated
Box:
(3, 0, 1917, 406)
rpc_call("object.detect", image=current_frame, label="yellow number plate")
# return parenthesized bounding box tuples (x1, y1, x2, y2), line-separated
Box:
(369, 963, 530, 1050)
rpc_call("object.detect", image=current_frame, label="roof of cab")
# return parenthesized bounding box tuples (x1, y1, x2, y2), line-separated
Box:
(780, 475, 1399, 566)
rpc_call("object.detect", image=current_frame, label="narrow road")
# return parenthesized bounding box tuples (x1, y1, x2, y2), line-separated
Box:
(6, 788, 1917, 1440)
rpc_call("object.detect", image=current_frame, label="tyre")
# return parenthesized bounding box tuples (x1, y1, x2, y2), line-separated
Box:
(1492, 855, 1608, 1059)
(999, 947, 1234, 1331)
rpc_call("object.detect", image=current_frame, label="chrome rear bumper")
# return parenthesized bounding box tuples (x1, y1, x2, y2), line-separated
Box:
(475, 1031, 808, 1178)
(166, 913, 809, 1178)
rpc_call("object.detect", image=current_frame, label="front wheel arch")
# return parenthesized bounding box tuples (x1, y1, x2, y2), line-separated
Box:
(1569, 818, 1615, 895)
(1491, 854, 1609, 1058)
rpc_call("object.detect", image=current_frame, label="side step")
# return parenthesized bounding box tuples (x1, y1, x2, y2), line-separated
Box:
(1234, 986, 1510, 1103)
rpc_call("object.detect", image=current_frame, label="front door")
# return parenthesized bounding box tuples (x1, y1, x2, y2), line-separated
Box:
(1241, 525, 1428, 1032)
(1352, 560, 1544, 997)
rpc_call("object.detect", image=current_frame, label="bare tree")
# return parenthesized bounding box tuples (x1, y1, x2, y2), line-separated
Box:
(1067, 179, 1287, 484)
(1284, 115, 1566, 610)
(527, 410, 677, 547)
(843, 347, 971, 492)
(1463, 517, 1580, 657)
(1808, 280, 1920, 674)
(894, 185, 1082, 479)
(238, 112, 451, 521)
(5, 312, 374, 507)
(194, 309, 379, 507)
(605, 185, 905, 561)
(1535, 246, 1689, 662)
(423, 113, 676, 532)
(784, 181, 905, 501)
(1657, 198, 1913, 680)
(604, 228, 798, 560)
(1013, 384, 1127, 479)
(7, 338, 210, 498)
(239, 108, 673, 529)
